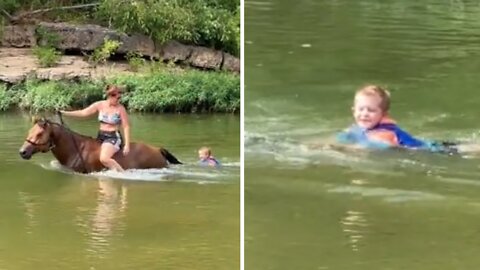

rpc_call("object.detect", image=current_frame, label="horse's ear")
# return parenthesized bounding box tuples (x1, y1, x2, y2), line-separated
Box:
(31, 116, 39, 123)
(39, 117, 48, 128)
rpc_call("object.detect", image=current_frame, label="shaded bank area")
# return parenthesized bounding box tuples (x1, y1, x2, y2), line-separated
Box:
(0, 67, 239, 113)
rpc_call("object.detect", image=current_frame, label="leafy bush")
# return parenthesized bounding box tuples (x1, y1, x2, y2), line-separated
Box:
(88, 38, 122, 66)
(1, 0, 240, 55)
(0, 16, 4, 41)
(32, 46, 61, 67)
(0, 0, 22, 14)
(8, 69, 239, 113)
(0, 84, 21, 111)
(18, 79, 103, 112)
(96, 0, 239, 56)
(31, 26, 62, 67)
(188, 2, 240, 56)
(126, 51, 145, 72)
(113, 69, 240, 113)
(36, 26, 61, 47)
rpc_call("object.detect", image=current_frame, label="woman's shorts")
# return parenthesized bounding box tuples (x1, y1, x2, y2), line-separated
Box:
(97, 130, 123, 150)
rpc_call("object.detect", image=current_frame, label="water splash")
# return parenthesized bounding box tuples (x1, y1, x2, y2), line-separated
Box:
(41, 160, 238, 184)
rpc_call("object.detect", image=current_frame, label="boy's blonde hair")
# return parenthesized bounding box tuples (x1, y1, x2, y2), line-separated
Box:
(198, 146, 212, 156)
(355, 85, 391, 112)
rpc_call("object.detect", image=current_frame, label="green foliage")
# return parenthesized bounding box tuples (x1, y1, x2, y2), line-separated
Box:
(2, 0, 240, 56)
(0, 0, 99, 14)
(201, 0, 240, 13)
(89, 38, 122, 66)
(18, 79, 103, 112)
(0, 84, 21, 111)
(20, 80, 69, 112)
(126, 51, 145, 72)
(96, 1, 194, 43)
(0, 0, 21, 14)
(6, 69, 239, 113)
(96, 0, 239, 56)
(0, 16, 4, 41)
(32, 46, 61, 67)
(188, 2, 240, 56)
(36, 26, 61, 47)
(32, 26, 62, 67)
(111, 69, 240, 113)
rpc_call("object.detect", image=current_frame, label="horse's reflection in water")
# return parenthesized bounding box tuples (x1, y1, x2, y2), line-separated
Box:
(16, 177, 129, 258)
(19, 117, 182, 173)
(87, 178, 128, 257)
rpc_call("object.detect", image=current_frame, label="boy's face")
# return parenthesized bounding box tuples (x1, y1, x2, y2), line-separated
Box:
(198, 150, 209, 160)
(352, 93, 385, 129)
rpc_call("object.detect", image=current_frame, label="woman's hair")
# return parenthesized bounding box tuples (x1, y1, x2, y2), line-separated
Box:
(355, 85, 391, 112)
(105, 84, 122, 95)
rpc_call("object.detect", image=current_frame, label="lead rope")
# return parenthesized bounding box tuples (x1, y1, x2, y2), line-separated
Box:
(57, 111, 89, 174)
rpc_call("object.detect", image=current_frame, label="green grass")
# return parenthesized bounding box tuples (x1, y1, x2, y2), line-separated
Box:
(0, 84, 21, 111)
(3, 69, 239, 113)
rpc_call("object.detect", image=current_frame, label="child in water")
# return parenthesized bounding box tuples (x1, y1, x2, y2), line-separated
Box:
(337, 85, 458, 154)
(198, 147, 221, 167)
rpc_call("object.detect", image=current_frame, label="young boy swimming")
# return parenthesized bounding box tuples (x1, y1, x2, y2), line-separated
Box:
(198, 147, 221, 167)
(337, 85, 458, 154)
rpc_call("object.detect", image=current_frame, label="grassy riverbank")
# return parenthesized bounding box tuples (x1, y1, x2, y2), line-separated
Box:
(0, 69, 239, 113)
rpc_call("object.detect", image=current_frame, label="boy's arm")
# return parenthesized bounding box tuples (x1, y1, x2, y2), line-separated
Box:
(336, 130, 355, 144)
(368, 130, 398, 146)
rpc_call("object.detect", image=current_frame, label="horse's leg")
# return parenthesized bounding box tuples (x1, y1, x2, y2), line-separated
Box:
(99, 143, 124, 171)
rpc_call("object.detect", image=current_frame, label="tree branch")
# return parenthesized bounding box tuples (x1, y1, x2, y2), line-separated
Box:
(4, 3, 101, 23)
(0, 9, 14, 21)
(26, 3, 101, 16)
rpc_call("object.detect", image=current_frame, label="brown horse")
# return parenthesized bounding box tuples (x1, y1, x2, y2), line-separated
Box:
(19, 117, 182, 173)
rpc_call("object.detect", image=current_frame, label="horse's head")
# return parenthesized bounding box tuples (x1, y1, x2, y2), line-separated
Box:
(19, 117, 56, 160)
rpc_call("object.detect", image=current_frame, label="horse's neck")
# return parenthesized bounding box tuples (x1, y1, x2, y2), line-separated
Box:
(51, 125, 86, 166)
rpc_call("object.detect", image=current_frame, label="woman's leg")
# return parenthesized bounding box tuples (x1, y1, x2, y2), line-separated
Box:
(99, 143, 124, 171)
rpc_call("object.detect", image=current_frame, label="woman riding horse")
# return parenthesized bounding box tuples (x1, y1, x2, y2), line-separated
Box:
(60, 85, 129, 171)
(19, 117, 181, 173)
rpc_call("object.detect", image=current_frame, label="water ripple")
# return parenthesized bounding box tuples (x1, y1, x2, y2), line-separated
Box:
(328, 185, 444, 202)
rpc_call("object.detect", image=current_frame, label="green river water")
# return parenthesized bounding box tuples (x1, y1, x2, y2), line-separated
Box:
(0, 112, 239, 269)
(246, 0, 480, 269)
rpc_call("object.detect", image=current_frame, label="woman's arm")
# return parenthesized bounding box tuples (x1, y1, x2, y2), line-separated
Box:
(120, 106, 130, 149)
(60, 101, 100, 117)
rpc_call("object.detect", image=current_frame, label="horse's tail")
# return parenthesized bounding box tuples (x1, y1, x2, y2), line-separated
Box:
(160, 148, 182, 164)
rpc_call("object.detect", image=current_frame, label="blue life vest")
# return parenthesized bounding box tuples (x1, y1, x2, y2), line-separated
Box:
(337, 123, 457, 154)
(199, 157, 221, 167)
(374, 123, 426, 148)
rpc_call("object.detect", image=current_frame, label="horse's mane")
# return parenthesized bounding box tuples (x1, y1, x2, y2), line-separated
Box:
(45, 119, 98, 142)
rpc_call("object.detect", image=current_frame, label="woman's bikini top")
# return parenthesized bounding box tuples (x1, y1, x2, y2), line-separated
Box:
(98, 111, 121, 125)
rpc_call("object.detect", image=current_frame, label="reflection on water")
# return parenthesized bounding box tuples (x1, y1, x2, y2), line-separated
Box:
(341, 210, 368, 252)
(340, 179, 369, 253)
(86, 179, 128, 258)
(18, 191, 39, 235)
